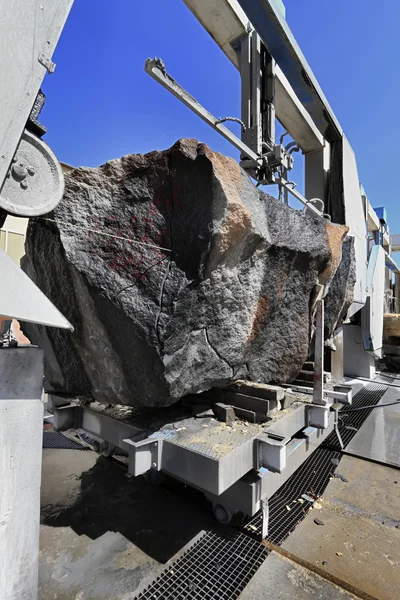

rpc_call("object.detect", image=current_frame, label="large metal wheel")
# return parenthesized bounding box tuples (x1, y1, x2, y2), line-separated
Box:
(0, 129, 64, 216)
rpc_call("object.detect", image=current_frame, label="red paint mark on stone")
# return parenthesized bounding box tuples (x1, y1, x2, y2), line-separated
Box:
(86, 182, 186, 282)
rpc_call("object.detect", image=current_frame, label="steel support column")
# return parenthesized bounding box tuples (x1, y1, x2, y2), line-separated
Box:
(331, 326, 344, 384)
(313, 300, 325, 405)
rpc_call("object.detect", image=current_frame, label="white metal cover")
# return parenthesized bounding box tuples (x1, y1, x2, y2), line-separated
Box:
(0, 247, 72, 329)
(362, 244, 385, 354)
(342, 137, 367, 316)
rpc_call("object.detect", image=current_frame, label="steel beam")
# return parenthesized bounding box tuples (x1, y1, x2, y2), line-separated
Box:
(145, 59, 260, 163)
(181, 0, 324, 152)
(236, 0, 342, 140)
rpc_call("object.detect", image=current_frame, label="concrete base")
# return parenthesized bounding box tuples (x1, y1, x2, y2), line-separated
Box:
(343, 324, 376, 379)
(38, 449, 215, 600)
(0, 347, 44, 600)
(283, 454, 400, 600)
(239, 551, 358, 599)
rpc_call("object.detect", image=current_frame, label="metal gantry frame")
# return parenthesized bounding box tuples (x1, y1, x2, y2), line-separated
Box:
(1, 2, 398, 600)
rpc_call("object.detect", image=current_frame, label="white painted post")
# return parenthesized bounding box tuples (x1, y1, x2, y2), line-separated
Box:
(0, 347, 44, 600)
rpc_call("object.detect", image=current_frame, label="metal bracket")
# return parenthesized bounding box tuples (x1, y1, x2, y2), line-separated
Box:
(47, 393, 73, 412)
(38, 53, 56, 74)
(332, 385, 352, 405)
(256, 433, 289, 473)
(308, 403, 331, 429)
(124, 435, 163, 476)
(281, 384, 352, 405)
(53, 403, 82, 431)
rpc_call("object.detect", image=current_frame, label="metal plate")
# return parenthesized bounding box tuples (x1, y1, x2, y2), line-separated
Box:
(0, 129, 64, 216)
(344, 386, 400, 467)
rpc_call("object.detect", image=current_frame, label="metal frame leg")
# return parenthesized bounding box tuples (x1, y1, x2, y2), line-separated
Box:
(261, 498, 269, 540)
(313, 299, 325, 405)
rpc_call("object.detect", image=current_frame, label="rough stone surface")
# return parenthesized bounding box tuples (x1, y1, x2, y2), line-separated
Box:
(22, 139, 350, 407)
(324, 236, 356, 339)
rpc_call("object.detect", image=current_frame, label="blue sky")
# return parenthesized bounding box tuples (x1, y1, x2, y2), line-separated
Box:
(42, 0, 400, 232)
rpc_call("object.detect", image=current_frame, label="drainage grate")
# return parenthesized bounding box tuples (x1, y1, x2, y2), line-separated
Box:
(243, 447, 341, 543)
(43, 431, 87, 450)
(324, 383, 387, 450)
(135, 529, 268, 600)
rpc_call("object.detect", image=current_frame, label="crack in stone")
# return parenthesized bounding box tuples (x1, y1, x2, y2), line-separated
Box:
(204, 327, 234, 376)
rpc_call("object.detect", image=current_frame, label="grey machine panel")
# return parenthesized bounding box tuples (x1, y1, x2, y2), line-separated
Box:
(0, 0, 74, 188)
(344, 386, 400, 468)
(342, 137, 367, 317)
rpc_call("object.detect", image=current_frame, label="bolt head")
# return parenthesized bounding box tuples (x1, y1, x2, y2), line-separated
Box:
(27, 166, 35, 176)
(20, 180, 28, 190)
(12, 163, 27, 181)
(152, 462, 157, 468)
(12, 156, 17, 163)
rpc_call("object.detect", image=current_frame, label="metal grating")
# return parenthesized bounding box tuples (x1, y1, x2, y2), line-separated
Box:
(375, 374, 396, 384)
(324, 383, 387, 450)
(43, 431, 87, 450)
(135, 529, 268, 600)
(243, 447, 341, 543)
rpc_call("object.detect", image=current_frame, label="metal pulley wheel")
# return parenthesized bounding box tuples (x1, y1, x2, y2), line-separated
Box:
(0, 129, 64, 217)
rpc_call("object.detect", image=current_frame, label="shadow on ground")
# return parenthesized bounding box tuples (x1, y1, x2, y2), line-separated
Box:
(41, 452, 214, 563)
